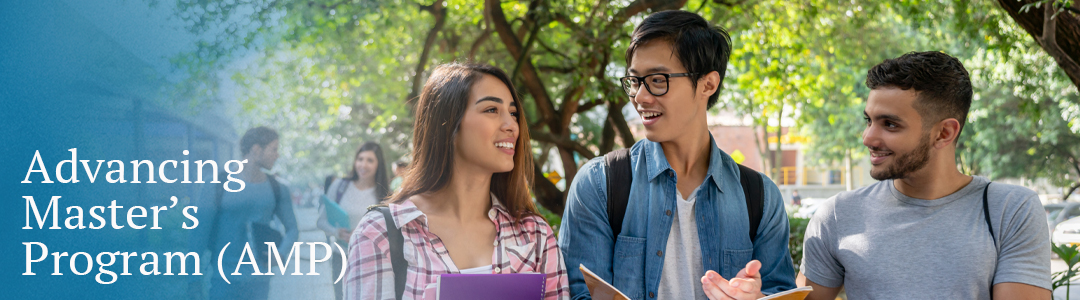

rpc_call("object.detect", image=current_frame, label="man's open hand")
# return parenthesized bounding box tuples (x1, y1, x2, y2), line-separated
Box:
(701, 260, 766, 300)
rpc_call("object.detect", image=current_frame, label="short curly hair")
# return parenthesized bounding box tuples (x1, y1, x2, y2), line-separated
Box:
(240, 126, 279, 155)
(866, 51, 973, 137)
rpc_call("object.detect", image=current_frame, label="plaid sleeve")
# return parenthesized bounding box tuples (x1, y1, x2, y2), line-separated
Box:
(537, 218, 570, 300)
(346, 213, 397, 300)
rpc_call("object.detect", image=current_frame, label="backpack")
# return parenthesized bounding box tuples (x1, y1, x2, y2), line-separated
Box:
(603, 148, 765, 243)
(332, 178, 349, 203)
(366, 205, 407, 300)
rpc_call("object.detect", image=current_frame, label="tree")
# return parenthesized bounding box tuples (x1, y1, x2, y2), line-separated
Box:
(959, 40, 1080, 199)
(164, 0, 705, 215)
(997, 0, 1080, 89)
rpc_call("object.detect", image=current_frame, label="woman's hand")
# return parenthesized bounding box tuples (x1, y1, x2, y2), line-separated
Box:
(338, 228, 352, 242)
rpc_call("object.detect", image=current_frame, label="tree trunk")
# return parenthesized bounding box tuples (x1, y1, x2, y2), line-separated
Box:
(845, 149, 854, 191)
(406, 1, 447, 104)
(533, 163, 565, 214)
(772, 104, 785, 181)
(996, 0, 1080, 89)
(755, 113, 770, 173)
(610, 101, 636, 148)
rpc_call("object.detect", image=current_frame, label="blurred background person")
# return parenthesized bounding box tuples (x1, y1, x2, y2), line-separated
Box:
(390, 160, 408, 193)
(189, 126, 299, 300)
(318, 141, 391, 300)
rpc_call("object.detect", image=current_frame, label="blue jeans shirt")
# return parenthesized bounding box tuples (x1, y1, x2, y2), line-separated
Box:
(558, 137, 796, 300)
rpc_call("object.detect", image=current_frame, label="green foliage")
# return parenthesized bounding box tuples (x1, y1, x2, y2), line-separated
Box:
(163, 0, 1080, 194)
(536, 202, 562, 234)
(788, 216, 811, 274)
(1053, 243, 1080, 298)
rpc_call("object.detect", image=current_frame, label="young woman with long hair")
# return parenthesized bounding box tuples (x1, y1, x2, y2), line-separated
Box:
(319, 141, 390, 300)
(345, 63, 568, 300)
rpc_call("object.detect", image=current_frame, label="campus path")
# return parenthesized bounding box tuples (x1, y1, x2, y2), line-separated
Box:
(269, 204, 336, 300)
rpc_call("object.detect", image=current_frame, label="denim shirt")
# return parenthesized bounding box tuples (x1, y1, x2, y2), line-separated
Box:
(557, 137, 796, 300)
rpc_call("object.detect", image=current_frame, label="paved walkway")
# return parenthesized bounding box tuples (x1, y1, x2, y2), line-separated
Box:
(268, 204, 337, 300)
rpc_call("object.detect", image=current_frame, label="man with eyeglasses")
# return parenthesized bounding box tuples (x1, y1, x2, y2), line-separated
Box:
(558, 10, 796, 300)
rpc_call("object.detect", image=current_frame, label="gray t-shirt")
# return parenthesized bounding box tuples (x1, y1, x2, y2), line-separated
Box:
(801, 176, 1051, 299)
(658, 187, 707, 300)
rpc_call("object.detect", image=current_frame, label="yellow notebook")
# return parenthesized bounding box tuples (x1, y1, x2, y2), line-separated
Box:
(578, 264, 812, 300)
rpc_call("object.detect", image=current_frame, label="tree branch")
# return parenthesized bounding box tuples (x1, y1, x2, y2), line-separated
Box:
(997, 0, 1080, 89)
(485, 0, 559, 128)
(608, 100, 636, 148)
(406, 1, 447, 104)
(531, 131, 598, 160)
(576, 99, 604, 113)
(1065, 182, 1080, 202)
(1039, 1, 1080, 87)
(469, 28, 493, 61)
(600, 114, 616, 154)
(536, 37, 573, 62)
(533, 162, 565, 215)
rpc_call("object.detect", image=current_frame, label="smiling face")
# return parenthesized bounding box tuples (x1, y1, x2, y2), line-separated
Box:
(453, 74, 520, 174)
(863, 87, 933, 180)
(353, 150, 379, 182)
(627, 40, 713, 143)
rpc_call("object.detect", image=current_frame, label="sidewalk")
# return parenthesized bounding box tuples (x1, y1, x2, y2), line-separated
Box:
(269, 204, 337, 300)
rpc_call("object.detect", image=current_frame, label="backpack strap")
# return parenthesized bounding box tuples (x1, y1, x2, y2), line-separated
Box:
(603, 149, 765, 244)
(604, 149, 633, 239)
(334, 179, 350, 203)
(983, 183, 996, 248)
(267, 174, 283, 210)
(982, 182, 996, 299)
(737, 164, 764, 244)
(367, 205, 407, 300)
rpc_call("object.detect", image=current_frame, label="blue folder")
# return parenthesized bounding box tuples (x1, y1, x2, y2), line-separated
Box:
(321, 195, 350, 228)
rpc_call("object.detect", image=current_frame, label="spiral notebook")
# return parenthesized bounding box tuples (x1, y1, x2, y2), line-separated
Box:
(426, 273, 546, 300)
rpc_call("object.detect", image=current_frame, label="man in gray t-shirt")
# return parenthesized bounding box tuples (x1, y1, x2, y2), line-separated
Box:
(801, 176, 1049, 299)
(798, 51, 1050, 299)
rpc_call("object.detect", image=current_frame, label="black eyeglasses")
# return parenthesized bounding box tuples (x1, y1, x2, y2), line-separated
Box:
(619, 73, 695, 97)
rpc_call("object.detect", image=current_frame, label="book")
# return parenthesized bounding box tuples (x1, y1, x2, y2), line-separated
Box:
(426, 273, 546, 300)
(320, 195, 350, 228)
(578, 264, 812, 300)
(758, 286, 813, 300)
(579, 265, 629, 300)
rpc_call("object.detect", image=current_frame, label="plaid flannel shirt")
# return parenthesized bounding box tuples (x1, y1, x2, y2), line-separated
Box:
(345, 195, 569, 300)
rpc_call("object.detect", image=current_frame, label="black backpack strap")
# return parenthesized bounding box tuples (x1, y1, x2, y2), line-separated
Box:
(737, 164, 764, 244)
(334, 179, 350, 203)
(368, 205, 407, 300)
(266, 174, 282, 207)
(983, 183, 996, 248)
(604, 148, 633, 239)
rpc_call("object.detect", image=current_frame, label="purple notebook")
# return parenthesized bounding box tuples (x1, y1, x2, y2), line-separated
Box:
(435, 273, 545, 300)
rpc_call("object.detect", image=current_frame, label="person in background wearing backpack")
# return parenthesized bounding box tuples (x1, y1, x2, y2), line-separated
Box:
(187, 126, 299, 300)
(797, 52, 1051, 300)
(345, 63, 569, 300)
(319, 141, 391, 300)
(557, 10, 796, 300)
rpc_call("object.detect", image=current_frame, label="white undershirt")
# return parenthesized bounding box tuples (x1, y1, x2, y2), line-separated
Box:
(459, 265, 493, 274)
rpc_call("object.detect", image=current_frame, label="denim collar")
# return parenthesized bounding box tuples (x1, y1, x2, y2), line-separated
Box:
(642, 134, 728, 194)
